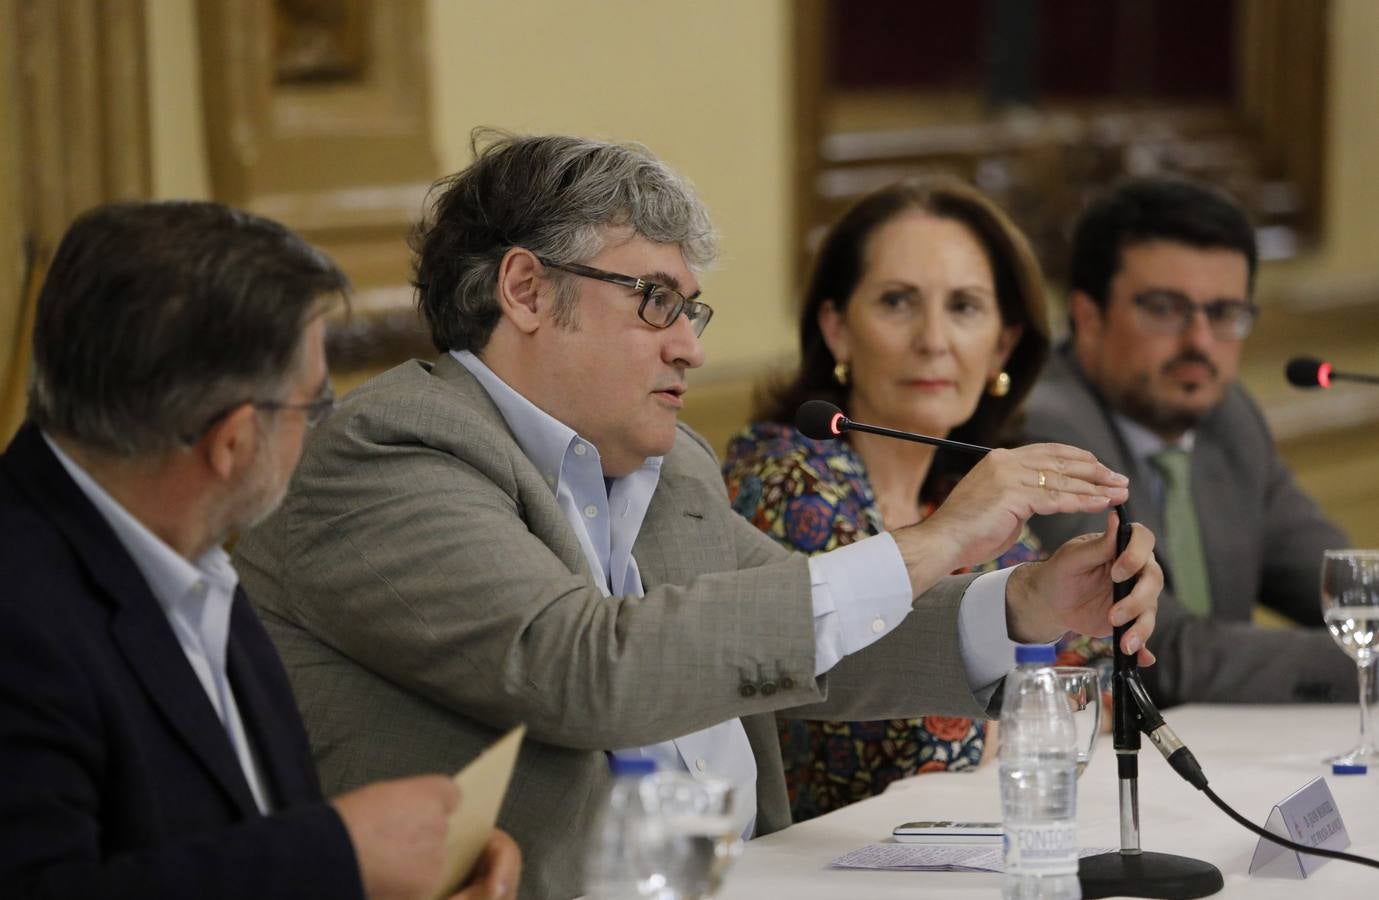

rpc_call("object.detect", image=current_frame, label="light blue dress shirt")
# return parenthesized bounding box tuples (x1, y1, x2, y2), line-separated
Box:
(452, 351, 1023, 836)
(1112, 412, 1196, 512)
(44, 434, 272, 814)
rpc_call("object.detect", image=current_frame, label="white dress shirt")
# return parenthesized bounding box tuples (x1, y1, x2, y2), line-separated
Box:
(453, 351, 1027, 837)
(44, 434, 272, 813)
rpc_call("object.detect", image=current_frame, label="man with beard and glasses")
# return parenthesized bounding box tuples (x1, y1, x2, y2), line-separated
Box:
(1024, 176, 1355, 706)
(0, 201, 519, 900)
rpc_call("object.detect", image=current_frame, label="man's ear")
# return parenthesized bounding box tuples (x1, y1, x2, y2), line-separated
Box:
(817, 300, 850, 364)
(496, 247, 547, 335)
(1069, 291, 1105, 342)
(198, 404, 259, 483)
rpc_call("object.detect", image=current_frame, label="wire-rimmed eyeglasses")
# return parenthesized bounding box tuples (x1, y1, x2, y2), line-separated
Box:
(254, 386, 337, 428)
(1132, 290, 1259, 341)
(537, 256, 714, 337)
(183, 384, 336, 445)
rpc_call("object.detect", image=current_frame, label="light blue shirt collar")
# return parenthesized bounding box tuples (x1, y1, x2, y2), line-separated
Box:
(451, 350, 665, 487)
(451, 350, 664, 597)
(452, 350, 581, 489)
(450, 351, 767, 833)
(1112, 413, 1195, 512)
(1112, 412, 1195, 468)
(42, 432, 270, 813)
(42, 434, 238, 609)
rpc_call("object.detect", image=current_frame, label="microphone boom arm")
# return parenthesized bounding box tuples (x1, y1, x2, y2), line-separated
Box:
(840, 418, 992, 457)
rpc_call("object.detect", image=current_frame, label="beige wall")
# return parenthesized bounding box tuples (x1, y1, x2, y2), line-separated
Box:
(143, 0, 798, 382)
(1259, 0, 1379, 297)
(426, 0, 797, 380)
(138, 0, 1378, 370)
(146, 0, 211, 200)
(1320, 0, 1379, 275)
(28, 1, 1379, 529)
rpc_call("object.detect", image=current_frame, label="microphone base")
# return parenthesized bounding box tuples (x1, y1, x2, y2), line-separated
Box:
(1079, 850, 1223, 899)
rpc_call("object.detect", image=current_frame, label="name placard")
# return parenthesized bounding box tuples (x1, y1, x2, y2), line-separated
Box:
(1248, 776, 1351, 879)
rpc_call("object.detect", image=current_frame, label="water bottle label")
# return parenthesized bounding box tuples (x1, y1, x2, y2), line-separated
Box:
(1002, 822, 1079, 876)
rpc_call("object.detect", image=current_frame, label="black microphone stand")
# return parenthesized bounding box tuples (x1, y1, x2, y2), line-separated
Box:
(797, 402, 1379, 883)
(1078, 510, 1223, 899)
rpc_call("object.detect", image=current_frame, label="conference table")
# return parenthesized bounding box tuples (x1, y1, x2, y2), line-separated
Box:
(719, 705, 1378, 898)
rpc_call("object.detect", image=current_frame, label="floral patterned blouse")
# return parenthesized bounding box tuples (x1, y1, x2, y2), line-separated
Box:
(723, 421, 1107, 822)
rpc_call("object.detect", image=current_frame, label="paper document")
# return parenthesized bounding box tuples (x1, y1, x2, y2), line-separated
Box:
(429, 725, 526, 900)
(830, 843, 1114, 873)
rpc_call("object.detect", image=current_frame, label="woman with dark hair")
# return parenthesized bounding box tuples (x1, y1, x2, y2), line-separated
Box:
(723, 175, 1105, 822)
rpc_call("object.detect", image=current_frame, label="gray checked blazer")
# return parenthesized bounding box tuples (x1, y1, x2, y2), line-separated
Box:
(234, 354, 997, 900)
(1023, 344, 1355, 706)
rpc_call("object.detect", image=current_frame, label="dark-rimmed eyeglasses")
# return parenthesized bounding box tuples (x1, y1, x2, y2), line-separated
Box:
(537, 257, 714, 337)
(1132, 291, 1259, 341)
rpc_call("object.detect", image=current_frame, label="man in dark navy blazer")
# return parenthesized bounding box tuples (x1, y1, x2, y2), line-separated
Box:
(0, 202, 520, 899)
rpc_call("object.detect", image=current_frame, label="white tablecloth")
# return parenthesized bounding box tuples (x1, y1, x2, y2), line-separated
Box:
(719, 704, 1379, 898)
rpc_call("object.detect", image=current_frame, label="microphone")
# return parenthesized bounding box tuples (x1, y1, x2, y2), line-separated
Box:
(1285, 356, 1379, 389)
(796, 399, 1379, 883)
(795, 399, 990, 457)
(796, 400, 1227, 897)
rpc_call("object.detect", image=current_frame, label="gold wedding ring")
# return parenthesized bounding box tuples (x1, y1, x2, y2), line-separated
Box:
(1038, 470, 1047, 489)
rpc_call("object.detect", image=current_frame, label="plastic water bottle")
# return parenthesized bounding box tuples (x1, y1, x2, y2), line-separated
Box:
(585, 755, 673, 899)
(1000, 644, 1081, 899)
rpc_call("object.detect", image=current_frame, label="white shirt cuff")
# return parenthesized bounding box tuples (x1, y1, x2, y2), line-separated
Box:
(959, 565, 1053, 692)
(807, 533, 914, 676)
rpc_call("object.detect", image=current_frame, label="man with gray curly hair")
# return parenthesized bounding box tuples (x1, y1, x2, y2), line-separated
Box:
(236, 132, 1162, 899)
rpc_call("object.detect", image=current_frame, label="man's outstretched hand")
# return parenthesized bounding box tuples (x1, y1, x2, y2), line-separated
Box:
(1006, 511, 1160, 666)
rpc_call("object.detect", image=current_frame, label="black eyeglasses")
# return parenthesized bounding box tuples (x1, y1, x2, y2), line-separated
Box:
(537, 257, 714, 337)
(1132, 291, 1259, 341)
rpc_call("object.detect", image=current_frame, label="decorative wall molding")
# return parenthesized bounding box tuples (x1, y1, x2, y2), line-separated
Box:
(195, 0, 434, 377)
(197, 0, 434, 224)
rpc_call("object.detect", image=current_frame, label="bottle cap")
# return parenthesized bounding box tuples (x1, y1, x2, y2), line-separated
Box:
(1331, 762, 1368, 775)
(608, 755, 657, 777)
(1015, 644, 1056, 665)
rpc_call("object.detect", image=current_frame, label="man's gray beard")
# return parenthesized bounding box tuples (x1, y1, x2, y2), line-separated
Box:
(241, 482, 289, 531)
(211, 454, 288, 545)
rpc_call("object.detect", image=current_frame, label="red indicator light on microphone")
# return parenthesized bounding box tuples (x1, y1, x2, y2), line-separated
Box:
(1318, 362, 1332, 388)
(829, 412, 845, 435)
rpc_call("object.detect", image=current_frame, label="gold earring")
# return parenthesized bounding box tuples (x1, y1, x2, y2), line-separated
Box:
(833, 361, 850, 386)
(989, 371, 1011, 397)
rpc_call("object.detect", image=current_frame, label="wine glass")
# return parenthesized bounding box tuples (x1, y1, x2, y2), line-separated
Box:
(1320, 549, 1379, 765)
(648, 773, 743, 899)
(1054, 666, 1102, 778)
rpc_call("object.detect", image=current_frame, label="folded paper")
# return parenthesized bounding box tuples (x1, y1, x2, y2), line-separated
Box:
(429, 725, 526, 900)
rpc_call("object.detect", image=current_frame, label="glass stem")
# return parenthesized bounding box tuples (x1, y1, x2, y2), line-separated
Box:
(1359, 660, 1375, 750)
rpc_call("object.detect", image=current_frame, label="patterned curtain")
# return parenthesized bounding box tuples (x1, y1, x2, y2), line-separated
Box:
(0, 0, 151, 443)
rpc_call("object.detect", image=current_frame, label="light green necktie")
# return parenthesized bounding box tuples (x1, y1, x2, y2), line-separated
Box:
(1149, 447, 1212, 615)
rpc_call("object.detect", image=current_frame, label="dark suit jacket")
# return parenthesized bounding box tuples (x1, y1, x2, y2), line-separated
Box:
(234, 355, 992, 900)
(0, 424, 362, 899)
(1023, 345, 1356, 705)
